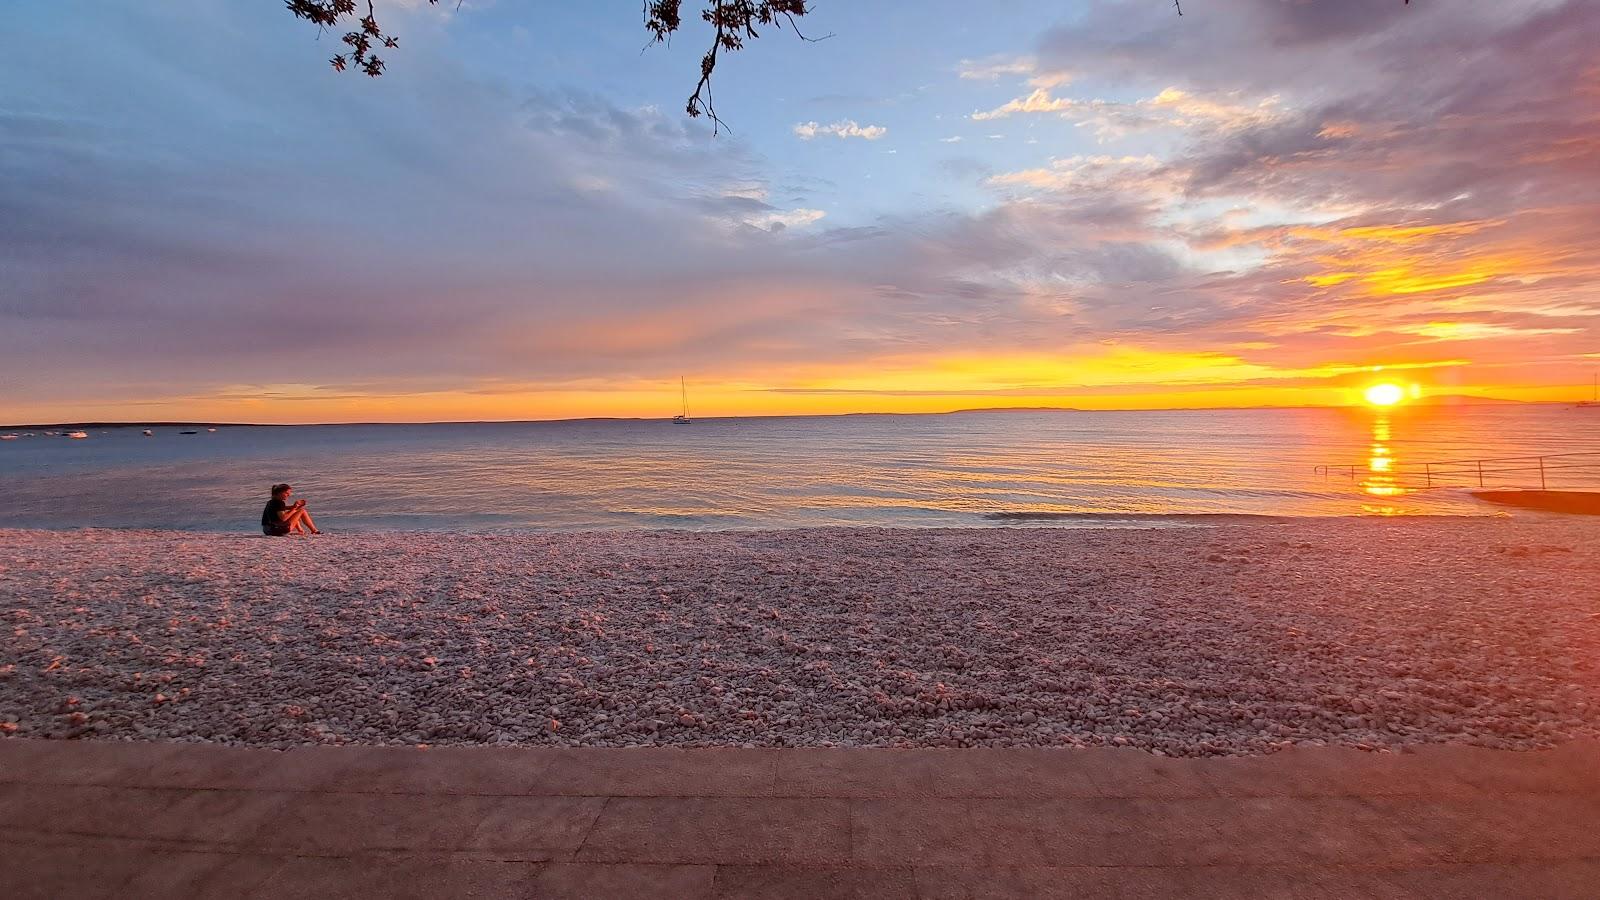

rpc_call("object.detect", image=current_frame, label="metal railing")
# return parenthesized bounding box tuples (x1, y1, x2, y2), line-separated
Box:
(1316, 451, 1600, 491)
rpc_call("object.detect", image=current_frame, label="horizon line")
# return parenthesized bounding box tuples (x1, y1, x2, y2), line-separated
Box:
(0, 396, 1543, 430)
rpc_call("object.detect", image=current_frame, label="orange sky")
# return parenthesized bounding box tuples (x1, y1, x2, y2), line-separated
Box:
(10, 358, 1591, 425)
(5, 2, 1598, 425)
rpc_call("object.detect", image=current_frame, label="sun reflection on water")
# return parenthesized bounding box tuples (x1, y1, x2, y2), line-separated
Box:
(1360, 413, 1409, 499)
(7, 407, 1598, 530)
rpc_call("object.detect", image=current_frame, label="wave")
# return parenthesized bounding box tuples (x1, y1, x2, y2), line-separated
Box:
(982, 511, 1298, 524)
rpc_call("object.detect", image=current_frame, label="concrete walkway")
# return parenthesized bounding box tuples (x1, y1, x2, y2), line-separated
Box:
(2, 739, 1598, 898)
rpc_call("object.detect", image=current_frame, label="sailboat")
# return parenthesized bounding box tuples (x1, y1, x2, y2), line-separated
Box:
(673, 376, 692, 425)
(1578, 373, 1599, 409)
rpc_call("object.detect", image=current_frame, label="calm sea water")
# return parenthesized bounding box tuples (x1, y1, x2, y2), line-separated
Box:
(3, 407, 1598, 531)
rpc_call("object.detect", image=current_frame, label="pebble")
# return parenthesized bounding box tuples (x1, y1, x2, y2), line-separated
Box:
(0, 521, 1596, 756)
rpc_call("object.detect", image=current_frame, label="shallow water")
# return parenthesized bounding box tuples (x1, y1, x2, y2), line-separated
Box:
(2, 406, 1598, 531)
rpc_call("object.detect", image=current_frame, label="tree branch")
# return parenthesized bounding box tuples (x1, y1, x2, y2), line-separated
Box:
(290, 2, 1422, 128)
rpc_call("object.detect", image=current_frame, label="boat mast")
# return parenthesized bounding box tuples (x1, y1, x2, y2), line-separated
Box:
(681, 376, 690, 419)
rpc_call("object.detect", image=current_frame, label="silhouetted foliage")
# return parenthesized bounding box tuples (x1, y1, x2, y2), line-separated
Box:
(644, 1, 816, 132)
(288, 1, 1411, 129)
(288, 1, 817, 131)
(286, 1, 406, 77)
(287, 1, 821, 131)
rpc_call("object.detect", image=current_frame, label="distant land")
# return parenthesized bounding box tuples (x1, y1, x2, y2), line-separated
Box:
(1408, 394, 1528, 406)
(0, 422, 277, 431)
(0, 418, 645, 431)
(947, 406, 1083, 414)
(0, 397, 1553, 431)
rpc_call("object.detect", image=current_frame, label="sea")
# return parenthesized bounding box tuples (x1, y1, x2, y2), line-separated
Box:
(3, 406, 1598, 532)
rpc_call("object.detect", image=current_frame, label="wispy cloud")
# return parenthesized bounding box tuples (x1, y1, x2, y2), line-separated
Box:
(973, 87, 1282, 140)
(748, 208, 827, 231)
(986, 155, 1166, 193)
(792, 119, 887, 141)
(957, 55, 1070, 89)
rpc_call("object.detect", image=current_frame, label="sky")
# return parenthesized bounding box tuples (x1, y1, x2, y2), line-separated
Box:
(3, 0, 1599, 423)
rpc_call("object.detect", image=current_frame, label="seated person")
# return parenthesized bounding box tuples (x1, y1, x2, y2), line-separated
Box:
(261, 483, 321, 535)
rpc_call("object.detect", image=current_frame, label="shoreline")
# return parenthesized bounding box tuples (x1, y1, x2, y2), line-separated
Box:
(0, 509, 1524, 537)
(3, 520, 1597, 755)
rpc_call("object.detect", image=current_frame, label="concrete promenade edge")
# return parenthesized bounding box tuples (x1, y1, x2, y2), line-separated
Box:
(2, 738, 1599, 898)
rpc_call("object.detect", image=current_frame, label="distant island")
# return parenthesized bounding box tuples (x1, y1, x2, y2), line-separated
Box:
(1407, 394, 1528, 406)
(947, 406, 1084, 414)
(0, 422, 271, 431)
(0, 396, 1553, 431)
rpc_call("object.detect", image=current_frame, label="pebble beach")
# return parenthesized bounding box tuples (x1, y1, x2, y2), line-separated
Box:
(2, 520, 1598, 756)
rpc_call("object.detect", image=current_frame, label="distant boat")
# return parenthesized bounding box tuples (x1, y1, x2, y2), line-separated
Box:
(207, 427, 217, 432)
(1577, 373, 1599, 409)
(0, 434, 16, 441)
(672, 376, 692, 425)
(66, 431, 88, 439)
(142, 429, 154, 436)
(179, 430, 199, 435)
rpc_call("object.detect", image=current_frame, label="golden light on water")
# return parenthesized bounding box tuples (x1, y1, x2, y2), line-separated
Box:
(1361, 414, 1408, 500)
(1364, 383, 1406, 406)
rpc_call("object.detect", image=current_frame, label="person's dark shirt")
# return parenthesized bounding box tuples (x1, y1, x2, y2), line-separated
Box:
(262, 498, 287, 533)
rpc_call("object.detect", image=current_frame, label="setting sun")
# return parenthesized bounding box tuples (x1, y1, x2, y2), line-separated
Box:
(1364, 383, 1406, 407)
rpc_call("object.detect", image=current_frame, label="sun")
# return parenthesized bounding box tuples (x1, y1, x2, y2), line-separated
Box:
(1364, 383, 1406, 407)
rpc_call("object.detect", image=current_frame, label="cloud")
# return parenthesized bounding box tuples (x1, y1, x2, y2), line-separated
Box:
(971, 88, 1077, 120)
(949, 0, 1600, 387)
(748, 208, 827, 232)
(4, 0, 1600, 419)
(0, 5, 857, 403)
(986, 155, 1166, 193)
(1034, 0, 1433, 98)
(792, 119, 888, 141)
(957, 55, 1070, 89)
(972, 87, 1283, 139)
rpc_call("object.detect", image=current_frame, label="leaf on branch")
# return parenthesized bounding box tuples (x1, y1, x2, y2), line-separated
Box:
(291, 0, 434, 78)
(645, 1, 813, 134)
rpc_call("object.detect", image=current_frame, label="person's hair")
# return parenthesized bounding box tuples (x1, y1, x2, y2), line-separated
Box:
(271, 483, 291, 497)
